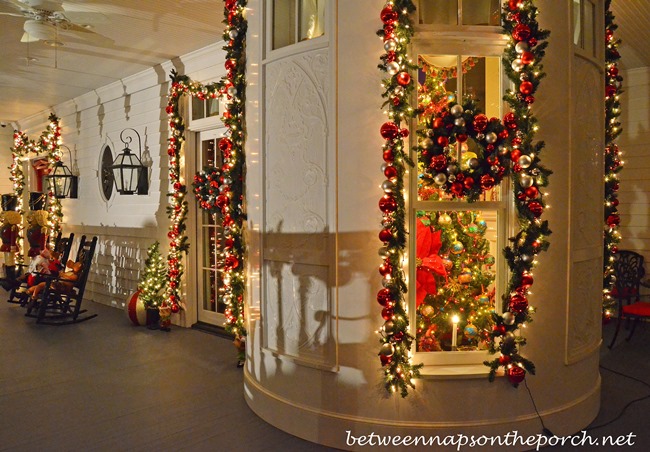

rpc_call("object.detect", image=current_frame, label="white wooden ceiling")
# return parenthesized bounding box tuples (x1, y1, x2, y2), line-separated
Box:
(0, 0, 648, 125)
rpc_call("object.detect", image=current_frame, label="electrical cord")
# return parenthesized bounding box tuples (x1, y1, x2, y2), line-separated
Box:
(585, 365, 650, 431)
(524, 378, 555, 437)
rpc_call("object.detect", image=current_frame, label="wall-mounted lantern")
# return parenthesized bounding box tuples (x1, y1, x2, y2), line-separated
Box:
(110, 128, 148, 195)
(46, 145, 78, 199)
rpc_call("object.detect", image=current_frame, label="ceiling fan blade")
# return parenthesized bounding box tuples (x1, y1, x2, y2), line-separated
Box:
(20, 31, 39, 42)
(16, 0, 64, 12)
(0, 12, 25, 17)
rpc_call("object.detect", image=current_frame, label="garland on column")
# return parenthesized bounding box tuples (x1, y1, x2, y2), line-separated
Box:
(10, 130, 33, 265)
(603, 0, 623, 317)
(484, 0, 551, 386)
(164, 0, 247, 338)
(376, 0, 422, 397)
(40, 113, 64, 248)
(9, 114, 65, 261)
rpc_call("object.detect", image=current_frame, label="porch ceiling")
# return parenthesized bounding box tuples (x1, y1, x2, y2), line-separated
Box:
(0, 1, 648, 126)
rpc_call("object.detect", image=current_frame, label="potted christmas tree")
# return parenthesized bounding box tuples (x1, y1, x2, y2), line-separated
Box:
(138, 241, 167, 329)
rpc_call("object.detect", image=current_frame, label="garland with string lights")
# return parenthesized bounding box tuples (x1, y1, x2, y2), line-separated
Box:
(484, 0, 551, 386)
(9, 130, 33, 265)
(8, 114, 65, 261)
(164, 0, 247, 338)
(376, 0, 421, 397)
(602, 0, 623, 318)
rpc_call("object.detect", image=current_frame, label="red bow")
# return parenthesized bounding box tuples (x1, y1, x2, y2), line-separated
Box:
(416, 218, 448, 306)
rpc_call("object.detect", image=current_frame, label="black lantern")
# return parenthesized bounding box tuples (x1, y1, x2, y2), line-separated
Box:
(46, 145, 78, 199)
(111, 128, 148, 195)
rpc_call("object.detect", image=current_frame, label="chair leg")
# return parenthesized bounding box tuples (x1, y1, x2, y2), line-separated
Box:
(609, 315, 623, 349)
(625, 317, 639, 341)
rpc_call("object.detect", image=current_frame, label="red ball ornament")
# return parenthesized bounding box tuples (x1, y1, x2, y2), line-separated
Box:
(528, 201, 543, 217)
(519, 81, 534, 95)
(379, 228, 393, 243)
(473, 114, 488, 132)
(451, 182, 464, 197)
(456, 133, 468, 143)
(400, 128, 409, 138)
(508, 0, 523, 11)
(379, 262, 393, 277)
(173, 182, 182, 191)
(225, 0, 237, 11)
(437, 135, 449, 147)
(377, 288, 394, 306)
(381, 307, 394, 321)
(463, 177, 474, 190)
(225, 255, 240, 270)
(521, 272, 534, 288)
(605, 84, 617, 98)
(384, 165, 398, 179)
(609, 66, 619, 77)
(493, 324, 506, 336)
(509, 294, 528, 313)
(171, 303, 180, 314)
(396, 72, 411, 86)
(607, 214, 620, 226)
(383, 149, 394, 163)
(433, 117, 444, 129)
(510, 149, 522, 162)
(520, 51, 535, 65)
(216, 194, 229, 209)
(431, 154, 447, 171)
(380, 354, 392, 366)
(504, 112, 517, 129)
(512, 24, 531, 41)
(225, 58, 237, 71)
(611, 198, 619, 207)
(380, 6, 399, 24)
(507, 366, 526, 385)
(525, 186, 539, 198)
(499, 354, 511, 365)
(379, 195, 397, 213)
(219, 138, 233, 152)
(380, 122, 400, 140)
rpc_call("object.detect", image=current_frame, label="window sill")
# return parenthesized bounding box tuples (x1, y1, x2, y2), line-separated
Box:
(419, 363, 492, 379)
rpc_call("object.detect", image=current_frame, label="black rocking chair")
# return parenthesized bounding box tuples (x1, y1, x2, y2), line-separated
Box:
(6, 232, 75, 305)
(25, 235, 97, 325)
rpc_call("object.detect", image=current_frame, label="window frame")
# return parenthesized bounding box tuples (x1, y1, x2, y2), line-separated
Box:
(265, 0, 328, 60)
(409, 33, 512, 375)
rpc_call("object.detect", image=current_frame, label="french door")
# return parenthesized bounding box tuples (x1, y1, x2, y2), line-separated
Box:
(196, 128, 226, 325)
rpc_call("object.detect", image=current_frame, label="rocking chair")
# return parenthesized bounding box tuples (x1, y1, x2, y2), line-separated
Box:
(25, 235, 97, 325)
(6, 232, 75, 305)
(608, 250, 650, 348)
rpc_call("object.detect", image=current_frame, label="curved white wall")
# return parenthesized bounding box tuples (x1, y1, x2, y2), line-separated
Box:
(244, 1, 604, 449)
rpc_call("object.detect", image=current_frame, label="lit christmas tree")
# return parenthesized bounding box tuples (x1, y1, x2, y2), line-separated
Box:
(138, 241, 168, 308)
(415, 210, 495, 352)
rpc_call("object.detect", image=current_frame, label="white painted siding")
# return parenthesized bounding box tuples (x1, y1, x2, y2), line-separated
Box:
(618, 68, 650, 263)
(1, 43, 226, 323)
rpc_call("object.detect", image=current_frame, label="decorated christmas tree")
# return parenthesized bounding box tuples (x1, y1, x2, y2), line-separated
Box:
(138, 241, 168, 308)
(415, 210, 495, 352)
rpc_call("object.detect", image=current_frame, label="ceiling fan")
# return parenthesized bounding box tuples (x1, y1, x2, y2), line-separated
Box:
(0, 0, 108, 46)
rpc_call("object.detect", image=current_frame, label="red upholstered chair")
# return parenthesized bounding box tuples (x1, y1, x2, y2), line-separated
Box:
(608, 250, 650, 348)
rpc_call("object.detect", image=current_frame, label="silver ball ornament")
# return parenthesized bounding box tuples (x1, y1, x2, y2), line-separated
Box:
(393, 86, 405, 97)
(519, 173, 534, 188)
(502, 312, 516, 325)
(485, 132, 497, 144)
(384, 39, 397, 52)
(518, 155, 532, 169)
(378, 247, 390, 258)
(454, 118, 466, 127)
(383, 320, 396, 335)
(450, 104, 464, 117)
(433, 173, 447, 186)
(386, 61, 400, 76)
(227, 86, 237, 97)
(382, 180, 396, 193)
(515, 41, 529, 54)
(447, 164, 459, 175)
(380, 342, 395, 356)
(229, 29, 238, 39)
(511, 59, 524, 72)
(468, 158, 480, 170)
(422, 137, 434, 148)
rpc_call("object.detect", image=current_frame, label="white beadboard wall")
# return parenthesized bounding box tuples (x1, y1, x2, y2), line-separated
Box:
(618, 67, 650, 264)
(618, 67, 650, 271)
(2, 43, 226, 320)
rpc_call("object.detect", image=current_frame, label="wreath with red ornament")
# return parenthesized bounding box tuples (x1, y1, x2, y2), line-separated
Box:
(192, 166, 223, 215)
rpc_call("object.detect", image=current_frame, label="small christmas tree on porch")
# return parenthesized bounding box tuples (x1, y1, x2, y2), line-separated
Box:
(138, 241, 168, 328)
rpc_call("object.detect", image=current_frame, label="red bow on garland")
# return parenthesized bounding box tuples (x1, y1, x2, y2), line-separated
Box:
(416, 218, 448, 306)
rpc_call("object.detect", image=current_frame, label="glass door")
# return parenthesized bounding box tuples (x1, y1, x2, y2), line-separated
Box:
(196, 128, 226, 325)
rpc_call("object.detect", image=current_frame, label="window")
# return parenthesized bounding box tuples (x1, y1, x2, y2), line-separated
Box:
(573, 0, 597, 57)
(99, 145, 114, 201)
(417, 0, 500, 26)
(272, 0, 326, 50)
(412, 53, 508, 369)
(191, 96, 219, 121)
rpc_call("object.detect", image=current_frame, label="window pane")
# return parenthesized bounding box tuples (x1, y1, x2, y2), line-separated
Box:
(573, 0, 582, 46)
(273, 0, 297, 49)
(415, 210, 497, 352)
(584, 0, 595, 56)
(206, 98, 219, 118)
(192, 96, 205, 120)
(299, 0, 325, 41)
(418, 0, 458, 25)
(461, 0, 500, 26)
(417, 55, 502, 202)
